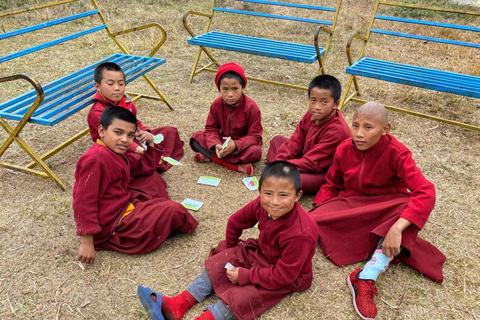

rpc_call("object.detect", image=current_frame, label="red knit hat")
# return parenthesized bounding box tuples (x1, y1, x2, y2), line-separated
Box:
(214, 62, 247, 91)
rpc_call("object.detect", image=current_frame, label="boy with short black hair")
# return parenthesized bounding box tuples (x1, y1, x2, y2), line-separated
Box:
(74, 107, 198, 264)
(88, 61, 184, 172)
(266, 74, 350, 193)
(309, 102, 446, 319)
(137, 161, 318, 320)
(190, 62, 262, 176)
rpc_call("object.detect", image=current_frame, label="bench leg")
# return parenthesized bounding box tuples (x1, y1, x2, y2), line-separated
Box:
(339, 75, 361, 110)
(188, 46, 220, 83)
(142, 74, 174, 111)
(0, 117, 68, 190)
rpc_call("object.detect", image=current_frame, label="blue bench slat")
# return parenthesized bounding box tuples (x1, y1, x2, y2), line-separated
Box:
(0, 54, 129, 111)
(200, 32, 317, 54)
(371, 29, 480, 49)
(353, 59, 480, 90)
(375, 15, 480, 32)
(213, 8, 332, 25)
(33, 57, 164, 122)
(236, 0, 335, 12)
(2, 55, 136, 114)
(188, 31, 323, 63)
(47, 59, 164, 125)
(0, 10, 99, 40)
(0, 25, 107, 64)
(0, 54, 166, 125)
(347, 58, 480, 98)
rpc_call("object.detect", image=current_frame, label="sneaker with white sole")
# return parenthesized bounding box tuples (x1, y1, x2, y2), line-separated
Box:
(347, 268, 378, 319)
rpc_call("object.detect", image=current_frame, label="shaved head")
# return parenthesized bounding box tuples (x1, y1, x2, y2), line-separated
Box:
(354, 101, 388, 125)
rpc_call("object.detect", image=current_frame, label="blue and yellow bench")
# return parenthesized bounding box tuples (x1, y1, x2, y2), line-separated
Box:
(0, 0, 173, 190)
(183, 0, 342, 90)
(340, 0, 480, 131)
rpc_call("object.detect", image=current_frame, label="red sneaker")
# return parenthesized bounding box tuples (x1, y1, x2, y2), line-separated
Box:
(193, 153, 211, 163)
(193, 309, 215, 320)
(347, 268, 378, 320)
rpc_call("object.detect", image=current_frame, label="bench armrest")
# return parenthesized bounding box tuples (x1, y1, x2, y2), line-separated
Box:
(110, 23, 167, 57)
(0, 74, 44, 128)
(313, 26, 334, 72)
(346, 32, 368, 66)
(183, 10, 214, 38)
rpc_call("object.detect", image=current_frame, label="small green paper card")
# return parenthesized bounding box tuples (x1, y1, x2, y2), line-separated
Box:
(197, 176, 221, 187)
(163, 157, 182, 166)
(242, 176, 259, 191)
(181, 198, 203, 211)
(153, 133, 164, 144)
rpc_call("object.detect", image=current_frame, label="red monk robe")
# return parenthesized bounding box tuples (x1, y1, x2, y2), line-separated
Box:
(87, 92, 184, 171)
(190, 94, 262, 163)
(205, 197, 318, 320)
(266, 109, 350, 192)
(73, 141, 198, 254)
(309, 134, 446, 283)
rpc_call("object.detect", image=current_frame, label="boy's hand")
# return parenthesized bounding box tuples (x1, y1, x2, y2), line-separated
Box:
(134, 145, 145, 154)
(226, 267, 239, 284)
(216, 138, 237, 158)
(382, 217, 411, 257)
(382, 227, 402, 257)
(136, 129, 154, 147)
(77, 235, 95, 265)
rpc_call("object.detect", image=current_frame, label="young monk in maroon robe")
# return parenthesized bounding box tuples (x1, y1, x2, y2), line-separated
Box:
(308, 102, 446, 320)
(190, 62, 262, 176)
(88, 62, 184, 172)
(74, 107, 198, 265)
(137, 161, 318, 320)
(266, 74, 350, 193)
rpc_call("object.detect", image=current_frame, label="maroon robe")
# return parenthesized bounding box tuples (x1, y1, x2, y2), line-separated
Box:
(190, 94, 262, 163)
(309, 135, 446, 283)
(266, 110, 350, 192)
(87, 92, 184, 171)
(205, 198, 318, 320)
(73, 141, 198, 254)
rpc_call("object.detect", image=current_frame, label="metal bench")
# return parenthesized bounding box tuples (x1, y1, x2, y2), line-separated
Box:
(340, 0, 480, 131)
(183, 0, 342, 90)
(0, 0, 173, 190)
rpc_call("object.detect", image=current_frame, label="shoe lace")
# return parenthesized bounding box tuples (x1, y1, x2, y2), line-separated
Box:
(363, 281, 378, 297)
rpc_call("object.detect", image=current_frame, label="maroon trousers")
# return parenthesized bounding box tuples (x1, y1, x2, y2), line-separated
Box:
(266, 135, 325, 193)
(308, 194, 446, 283)
(95, 174, 198, 254)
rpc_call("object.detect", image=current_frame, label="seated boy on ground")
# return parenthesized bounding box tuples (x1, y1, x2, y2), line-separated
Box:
(266, 74, 350, 193)
(74, 107, 198, 264)
(137, 161, 319, 320)
(190, 62, 262, 176)
(308, 102, 446, 320)
(88, 61, 183, 172)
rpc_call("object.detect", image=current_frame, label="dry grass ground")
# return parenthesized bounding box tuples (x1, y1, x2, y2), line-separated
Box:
(0, 0, 479, 319)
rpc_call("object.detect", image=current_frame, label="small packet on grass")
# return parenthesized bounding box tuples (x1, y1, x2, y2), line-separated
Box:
(181, 198, 203, 211)
(197, 176, 221, 187)
(242, 176, 259, 191)
(163, 157, 182, 166)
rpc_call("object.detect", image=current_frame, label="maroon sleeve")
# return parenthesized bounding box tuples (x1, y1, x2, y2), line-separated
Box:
(288, 126, 347, 173)
(274, 115, 307, 161)
(395, 149, 436, 229)
(225, 199, 261, 248)
(234, 102, 262, 153)
(204, 103, 223, 150)
(237, 236, 316, 289)
(128, 143, 164, 177)
(87, 102, 104, 142)
(312, 146, 345, 205)
(73, 159, 111, 236)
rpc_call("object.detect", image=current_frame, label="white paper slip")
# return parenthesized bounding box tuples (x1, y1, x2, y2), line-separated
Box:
(242, 176, 259, 191)
(225, 262, 235, 270)
(153, 133, 164, 144)
(163, 157, 182, 166)
(221, 136, 231, 151)
(181, 198, 204, 211)
(197, 176, 221, 187)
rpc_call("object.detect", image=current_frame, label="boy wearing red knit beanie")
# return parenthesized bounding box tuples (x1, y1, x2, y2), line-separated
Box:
(189, 62, 262, 175)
